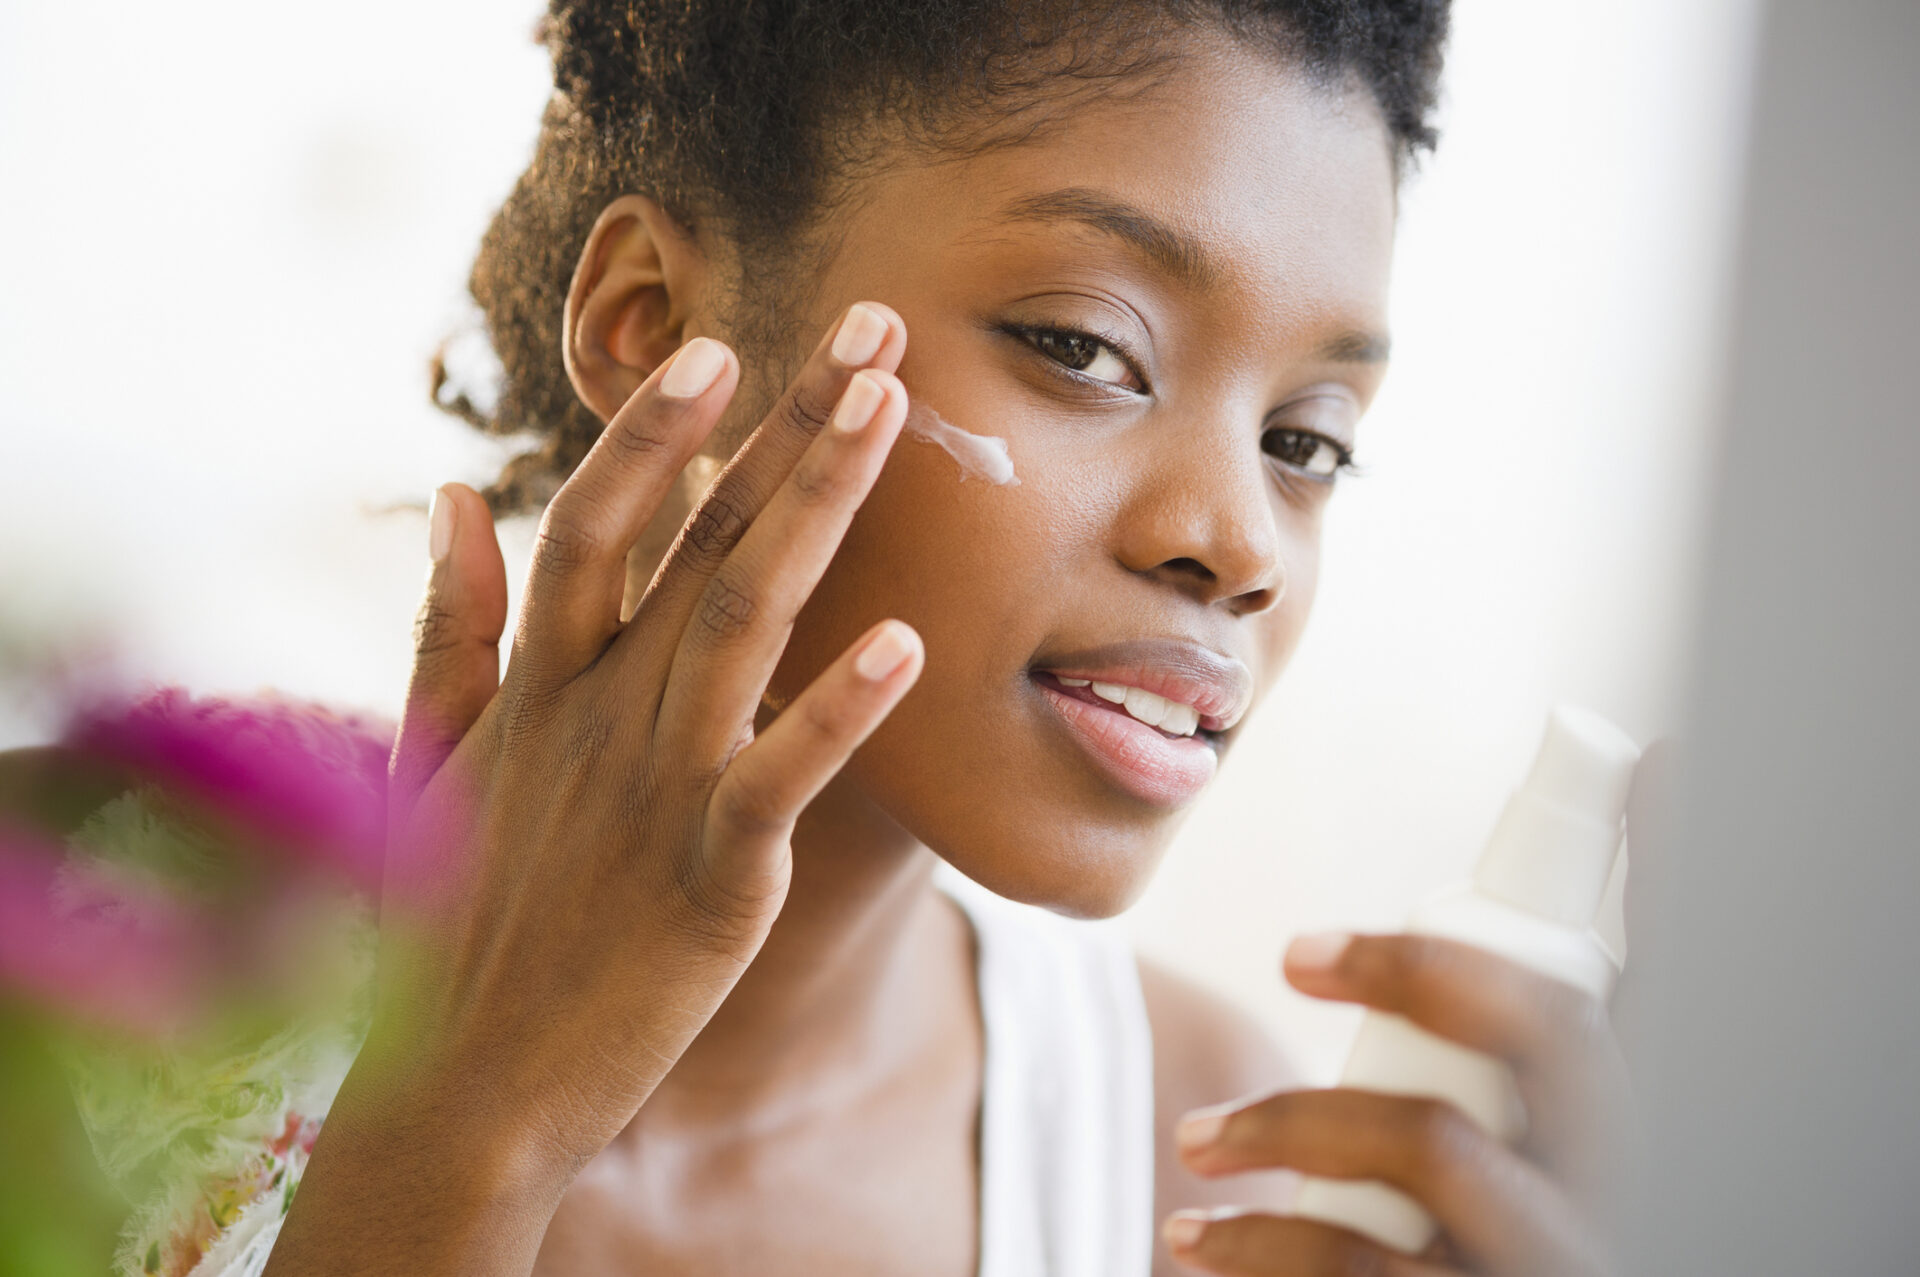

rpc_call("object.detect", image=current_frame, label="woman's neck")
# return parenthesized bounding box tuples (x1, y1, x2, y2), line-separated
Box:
(622, 764, 975, 1136)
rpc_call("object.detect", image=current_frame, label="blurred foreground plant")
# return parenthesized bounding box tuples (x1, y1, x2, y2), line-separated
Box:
(0, 681, 394, 1277)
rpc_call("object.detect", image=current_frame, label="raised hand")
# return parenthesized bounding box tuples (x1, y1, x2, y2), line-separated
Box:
(268, 303, 920, 1276)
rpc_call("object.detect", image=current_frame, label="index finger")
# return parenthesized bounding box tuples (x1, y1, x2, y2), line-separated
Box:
(1282, 932, 1632, 1163)
(1284, 933, 1614, 1074)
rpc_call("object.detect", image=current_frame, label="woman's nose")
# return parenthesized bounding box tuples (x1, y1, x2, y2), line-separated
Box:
(1111, 437, 1287, 615)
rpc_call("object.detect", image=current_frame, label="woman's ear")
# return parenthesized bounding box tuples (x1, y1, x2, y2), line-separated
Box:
(563, 194, 709, 423)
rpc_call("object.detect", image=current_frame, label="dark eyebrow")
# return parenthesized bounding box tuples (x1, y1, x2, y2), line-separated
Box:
(995, 186, 1392, 365)
(1316, 329, 1392, 365)
(996, 187, 1221, 291)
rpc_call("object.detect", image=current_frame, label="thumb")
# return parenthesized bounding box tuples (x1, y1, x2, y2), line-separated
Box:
(390, 483, 508, 808)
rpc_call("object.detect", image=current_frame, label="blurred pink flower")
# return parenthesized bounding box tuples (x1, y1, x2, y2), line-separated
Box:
(0, 688, 399, 1034)
(61, 688, 395, 892)
(0, 825, 208, 1034)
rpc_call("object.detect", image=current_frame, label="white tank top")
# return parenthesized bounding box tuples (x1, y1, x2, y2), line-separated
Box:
(936, 864, 1158, 1277)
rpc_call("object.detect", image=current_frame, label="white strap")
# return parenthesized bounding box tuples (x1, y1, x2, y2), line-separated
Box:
(939, 866, 1156, 1277)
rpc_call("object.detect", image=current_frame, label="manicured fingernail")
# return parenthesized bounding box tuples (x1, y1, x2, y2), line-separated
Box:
(1176, 1109, 1228, 1153)
(855, 621, 916, 681)
(1163, 1212, 1208, 1251)
(428, 486, 456, 563)
(831, 371, 885, 435)
(661, 337, 727, 399)
(1286, 931, 1352, 973)
(831, 303, 887, 366)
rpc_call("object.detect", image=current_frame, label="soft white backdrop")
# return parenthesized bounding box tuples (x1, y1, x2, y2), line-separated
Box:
(0, 0, 1756, 1080)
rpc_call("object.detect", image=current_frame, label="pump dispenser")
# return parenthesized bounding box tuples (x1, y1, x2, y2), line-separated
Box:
(1290, 705, 1640, 1253)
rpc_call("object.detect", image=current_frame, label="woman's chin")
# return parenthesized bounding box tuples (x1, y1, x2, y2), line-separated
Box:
(932, 824, 1175, 921)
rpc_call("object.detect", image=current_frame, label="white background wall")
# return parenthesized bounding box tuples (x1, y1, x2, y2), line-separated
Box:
(0, 0, 1756, 1080)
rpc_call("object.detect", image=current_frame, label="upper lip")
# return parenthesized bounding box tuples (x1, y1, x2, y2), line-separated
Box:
(1031, 638, 1254, 734)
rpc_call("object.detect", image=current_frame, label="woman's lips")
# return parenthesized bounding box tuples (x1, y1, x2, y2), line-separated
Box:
(1029, 672, 1218, 807)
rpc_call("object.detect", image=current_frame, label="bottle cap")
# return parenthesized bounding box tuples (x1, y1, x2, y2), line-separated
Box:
(1473, 705, 1641, 926)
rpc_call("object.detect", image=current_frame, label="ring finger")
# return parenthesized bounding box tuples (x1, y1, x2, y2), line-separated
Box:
(512, 337, 740, 684)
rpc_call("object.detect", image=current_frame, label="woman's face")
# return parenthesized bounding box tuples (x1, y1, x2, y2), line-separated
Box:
(727, 32, 1396, 917)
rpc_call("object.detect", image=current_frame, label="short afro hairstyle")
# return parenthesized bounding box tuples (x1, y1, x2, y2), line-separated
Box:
(436, 0, 1450, 512)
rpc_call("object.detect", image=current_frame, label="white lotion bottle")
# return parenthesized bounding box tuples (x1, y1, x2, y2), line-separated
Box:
(1290, 704, 1640, 1254)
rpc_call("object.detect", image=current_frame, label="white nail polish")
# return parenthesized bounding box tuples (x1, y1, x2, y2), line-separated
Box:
(831, 304, 887, 366)
(661, 338, 727, 399)
(428, 487, 455, 562)
(832, 372, 886, 435)
(855, 622, 915, 680)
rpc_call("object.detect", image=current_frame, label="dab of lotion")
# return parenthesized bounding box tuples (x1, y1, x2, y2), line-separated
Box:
(903, 403, 1019, 486)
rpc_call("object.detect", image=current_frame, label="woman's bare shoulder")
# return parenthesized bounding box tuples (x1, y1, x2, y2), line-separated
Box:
(1138, 956, 1302, 1267)
(1138, 957, 1303, 1101)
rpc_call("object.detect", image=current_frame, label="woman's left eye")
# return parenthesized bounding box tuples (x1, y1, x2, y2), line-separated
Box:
(1263, 428, 1353, 479)
(1020, 328, 1140, 390)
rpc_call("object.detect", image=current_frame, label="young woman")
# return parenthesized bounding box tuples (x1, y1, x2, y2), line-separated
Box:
(39, 3, 1643, 1274)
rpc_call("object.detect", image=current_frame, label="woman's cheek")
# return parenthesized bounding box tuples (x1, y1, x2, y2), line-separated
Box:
(764, 406, 1041, 711)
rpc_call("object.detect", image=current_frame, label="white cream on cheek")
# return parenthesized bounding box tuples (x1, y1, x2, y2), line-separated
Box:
(903, 403, 1020, 486)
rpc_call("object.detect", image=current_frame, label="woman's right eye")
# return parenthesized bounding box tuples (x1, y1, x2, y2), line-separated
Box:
(1015, 327, 1143, 391)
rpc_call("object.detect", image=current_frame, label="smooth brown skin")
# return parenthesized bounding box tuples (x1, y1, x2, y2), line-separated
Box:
(235, 26, 1642, 1277)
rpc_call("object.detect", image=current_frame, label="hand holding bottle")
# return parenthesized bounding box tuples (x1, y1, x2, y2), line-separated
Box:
(1162, 732, 1676, 1277)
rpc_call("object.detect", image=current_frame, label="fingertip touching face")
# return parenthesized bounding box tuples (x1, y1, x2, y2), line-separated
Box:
(601, 29, 1398, 918)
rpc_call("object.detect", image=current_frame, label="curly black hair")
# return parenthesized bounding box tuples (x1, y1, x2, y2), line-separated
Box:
(436, 0, 1450, 512)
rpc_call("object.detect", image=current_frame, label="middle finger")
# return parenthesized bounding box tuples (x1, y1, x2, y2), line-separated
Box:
(652, 367, 909, 766)
(1162, 1209, 1465, 1277)
(1178, 1088, 1607, 1276)
(625, 300, 905, 684)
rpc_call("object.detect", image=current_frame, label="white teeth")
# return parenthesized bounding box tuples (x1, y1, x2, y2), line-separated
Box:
(1064, 676, 1202, 737)
(1123, 686, 1170, 728)
(1160, 702, 1200, 737)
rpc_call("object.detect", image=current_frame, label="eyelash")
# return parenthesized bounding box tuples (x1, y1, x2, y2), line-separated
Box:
(1003, 321, 1364, 484)
(1264, 428, 1360, 484)
(1003, 323, 1147, 393)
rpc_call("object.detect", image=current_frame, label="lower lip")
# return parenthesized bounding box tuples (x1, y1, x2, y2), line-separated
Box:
(1031, 676, 1218, 807)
